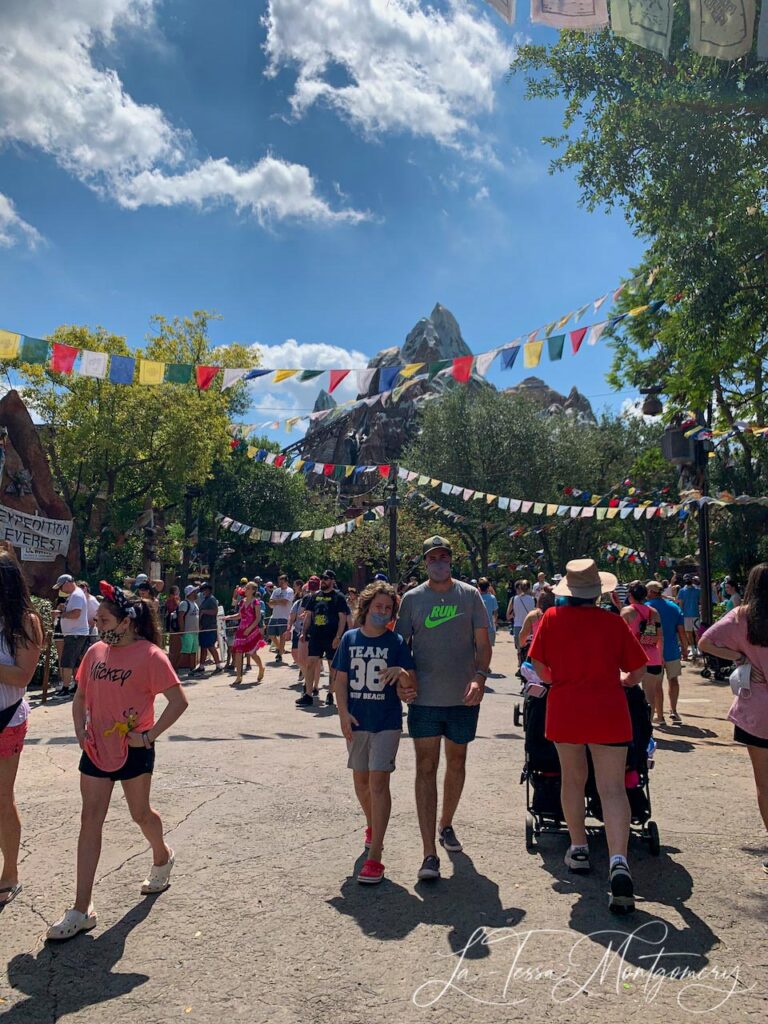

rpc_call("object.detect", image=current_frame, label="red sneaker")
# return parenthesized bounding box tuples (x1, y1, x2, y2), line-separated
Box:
(357, 859, 385, 885)
(364, 827, 372, 849)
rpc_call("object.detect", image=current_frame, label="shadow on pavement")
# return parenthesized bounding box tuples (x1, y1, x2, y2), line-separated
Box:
(328, 851, 524, 958)
(536, 835, 721, 970)
(5, 900, 156, 1020)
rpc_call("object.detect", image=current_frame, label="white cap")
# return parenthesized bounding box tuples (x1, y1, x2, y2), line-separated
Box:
(184, 585, 196, 596)
(134, 573, 149, 585)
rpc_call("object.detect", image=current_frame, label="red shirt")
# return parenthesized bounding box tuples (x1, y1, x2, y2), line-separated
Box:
(528, 605, 648, 743)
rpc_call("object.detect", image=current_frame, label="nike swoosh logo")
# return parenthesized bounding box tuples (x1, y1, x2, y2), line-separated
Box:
(424, 611, 464, 629)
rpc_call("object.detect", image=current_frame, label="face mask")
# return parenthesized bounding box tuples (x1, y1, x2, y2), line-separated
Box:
(426, 561, 452, 582)
(369, 611, 391, 627)
(99, 628, 124, 646)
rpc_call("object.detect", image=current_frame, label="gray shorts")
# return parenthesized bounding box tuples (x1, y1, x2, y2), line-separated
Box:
(346, 729, 401, 773)
(684, 617, 697, 632)
(61, 634, 89, 669)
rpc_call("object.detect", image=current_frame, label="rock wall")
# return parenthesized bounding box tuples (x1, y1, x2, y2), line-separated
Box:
(0, 390, 80, 595)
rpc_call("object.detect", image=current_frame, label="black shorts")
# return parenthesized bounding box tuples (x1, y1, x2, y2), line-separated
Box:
(61, 635, 90, 669)
(645, 665, 663, 676)
(307, 632, 337, 660)
(734, 725, 768, 749)
(79, 745, 155, 781)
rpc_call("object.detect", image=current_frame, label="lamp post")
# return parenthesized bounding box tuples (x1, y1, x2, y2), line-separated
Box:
(386, 465, 398, 583)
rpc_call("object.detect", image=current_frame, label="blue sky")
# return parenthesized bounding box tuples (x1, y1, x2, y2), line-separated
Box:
(0, 1, 646, 437)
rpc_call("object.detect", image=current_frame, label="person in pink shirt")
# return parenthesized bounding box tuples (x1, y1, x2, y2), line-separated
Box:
(46, 582, 188, 941)
(700, 562, 768, 875)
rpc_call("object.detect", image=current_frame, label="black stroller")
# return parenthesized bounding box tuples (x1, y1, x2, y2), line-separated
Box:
(696, 624, 730, 680)
(515, 685, 660, 855)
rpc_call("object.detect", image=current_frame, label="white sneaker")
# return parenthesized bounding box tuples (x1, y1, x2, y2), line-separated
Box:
(564, 846, 591, 873)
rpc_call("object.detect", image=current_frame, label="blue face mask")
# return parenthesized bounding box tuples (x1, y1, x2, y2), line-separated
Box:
(369, 611, 391, 627)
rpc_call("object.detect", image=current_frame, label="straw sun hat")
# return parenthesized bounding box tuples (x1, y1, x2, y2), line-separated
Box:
(552, 558, 617, 599)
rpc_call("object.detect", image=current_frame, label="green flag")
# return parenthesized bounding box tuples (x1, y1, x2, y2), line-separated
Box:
(299, 369, 324, 382)
(165, 363, 194, 384)
(547, 335, 565, 361)
(428, 360, 451, 381)
(20, 336, 49, 365)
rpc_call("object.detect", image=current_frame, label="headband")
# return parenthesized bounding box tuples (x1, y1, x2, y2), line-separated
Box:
(99, 581, 137, 619)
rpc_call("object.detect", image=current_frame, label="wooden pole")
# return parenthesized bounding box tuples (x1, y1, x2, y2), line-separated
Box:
(41, 628, 52, 703)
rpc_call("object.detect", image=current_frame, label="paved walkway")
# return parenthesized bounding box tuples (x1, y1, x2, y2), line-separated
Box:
(1, 633, 766, 1023)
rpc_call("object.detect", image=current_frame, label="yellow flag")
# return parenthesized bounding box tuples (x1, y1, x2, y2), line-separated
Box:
(628, 305, 649, 316)
(300, 530, 313, 539)
(345, 465, 355, 477)
(0, 330, 21, 359)
(138, 359, 166, 385)
(546, 503, 558, 515)
(273, 369, 299, 383)
(247, 446, 257, 458)
(399, 362, 424, 379)
(486, 493, 497, 504)
(431, 479, 440, 487)
(556, 312, 572, 329)
(606, 508, 620, 519)
(523, 341, 544, 368)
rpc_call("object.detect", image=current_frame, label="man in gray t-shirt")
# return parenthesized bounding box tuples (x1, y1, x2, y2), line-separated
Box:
(396, 535, 491, 882)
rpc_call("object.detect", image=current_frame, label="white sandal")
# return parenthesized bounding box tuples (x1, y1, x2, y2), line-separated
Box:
(141, 849, 175, 894)
(46, 908, 97, 941)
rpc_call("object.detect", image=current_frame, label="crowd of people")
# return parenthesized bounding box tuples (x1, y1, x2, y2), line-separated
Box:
(0, 538, 766, 936)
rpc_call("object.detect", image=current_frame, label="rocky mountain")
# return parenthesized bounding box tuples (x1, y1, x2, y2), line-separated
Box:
(296, 305, 594, 476)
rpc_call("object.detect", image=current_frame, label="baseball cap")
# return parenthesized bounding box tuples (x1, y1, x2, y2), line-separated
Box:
(552, 573, 563, 582)
(646, 579, 663, 592)
(184, 585, 196, 596)
(373, 572, 388, 582)
(53, 574, 74, 589)
(321, 569, 336, 579)
(200, 581, 212, 591)
(423, 535, 452, 557)
(307, 575, 321, 591)
(134, 573, 149, 585)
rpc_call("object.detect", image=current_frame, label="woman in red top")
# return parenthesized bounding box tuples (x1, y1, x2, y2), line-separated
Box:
(47, 583, 188, 942)
(529, 559, 647, 914)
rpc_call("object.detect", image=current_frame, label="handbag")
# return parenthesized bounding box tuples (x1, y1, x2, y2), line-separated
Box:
(0, 699, 22, 735)
(636, 605, 658, 648)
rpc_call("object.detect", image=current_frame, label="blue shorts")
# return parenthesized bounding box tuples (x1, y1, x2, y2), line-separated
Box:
(407, 704, 480, 745)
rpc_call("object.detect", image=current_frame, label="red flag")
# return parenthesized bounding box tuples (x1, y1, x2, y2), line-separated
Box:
(328, 369, 350, 394)
(50, 343, 78, 374)
(569, 328, 587, 354)
(450, 356, 474, 383)
(196, 365, 219, 390)
(274, 455, 286, 468)
(378, 465, 391, 479)
(323, 463, 335, 477)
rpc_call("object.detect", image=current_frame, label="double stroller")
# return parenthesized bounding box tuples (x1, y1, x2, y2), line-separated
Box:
(514, 684, 660, 855)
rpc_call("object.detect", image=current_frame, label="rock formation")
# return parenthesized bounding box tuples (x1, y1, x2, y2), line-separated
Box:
(295, 307, 595, 477)
(0, 390, 80, 595)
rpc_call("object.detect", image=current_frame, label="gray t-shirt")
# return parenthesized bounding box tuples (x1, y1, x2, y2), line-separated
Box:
(396, 580, 489, 707)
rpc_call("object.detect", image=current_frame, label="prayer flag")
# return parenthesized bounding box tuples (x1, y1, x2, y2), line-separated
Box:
(587, 322, 608, 346)
(328, 369, 350, 393)
(530, 0, 608, 29)
(165, 363, 194, 384)
(138, 359, 165, 385)
(501, 346, 519, 370)
(356, 367, 377, 392)
(20, 336, 49, 365)
(272, 369, 299, 384)
(486, 0, 515, 23)
(0, 330, 21, 359)
(196, 365, 219, 390)
(570, 327, 587, 354)
(399, 363, 424, 379)
(759, 0, 768, 59)
(80, 350, 108, 379)
(690, 0, 755, 58)
(547, 335, 565, 361)
(243, 368, 271, 381)
(451, 356, 474, 383)
(221, 368, 248, 389)
(50, 343, 78, 375)
(378, 366, 400, 393)
(523, 340, 544, 368)
(475, 350, 497, 377)
(109, 354, 135, 384)
(297, 369, 324, 382)
(427, 359, 451, 381)
(610, 0, 673, 57)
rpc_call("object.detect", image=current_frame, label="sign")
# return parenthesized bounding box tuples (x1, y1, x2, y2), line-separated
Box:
(0, 502, 73, 559)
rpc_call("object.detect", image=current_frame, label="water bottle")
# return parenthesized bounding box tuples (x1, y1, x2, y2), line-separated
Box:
(647, 737, 656, 769)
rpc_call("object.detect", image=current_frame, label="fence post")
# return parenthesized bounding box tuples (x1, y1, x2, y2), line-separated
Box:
(41, 629, 53, 703)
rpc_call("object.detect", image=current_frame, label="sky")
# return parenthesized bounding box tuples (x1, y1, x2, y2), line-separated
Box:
(0, 0, 647, 440)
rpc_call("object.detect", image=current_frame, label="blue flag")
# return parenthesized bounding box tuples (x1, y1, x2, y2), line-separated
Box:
(501, 347, 519, 370)
(377, 366, 400, 393)
(109, 355, 135, 385)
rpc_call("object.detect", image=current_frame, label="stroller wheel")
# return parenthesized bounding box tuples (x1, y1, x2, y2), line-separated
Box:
(525, 813, 536, 851)
(513, 704, 523, 728)
(647, 820, 660, 856)
(700, 668, 712, 679)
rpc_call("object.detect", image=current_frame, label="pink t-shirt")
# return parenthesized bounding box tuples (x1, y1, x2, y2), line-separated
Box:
(701, 607, 768, 740)
(76, 639, 180, 771)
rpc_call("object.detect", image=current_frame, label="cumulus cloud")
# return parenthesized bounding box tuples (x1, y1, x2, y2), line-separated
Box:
(263, 0, 514, 153)
(241, 339, 370, 429)
(0, 192, 42, 248)
(0, 0, 364, 223)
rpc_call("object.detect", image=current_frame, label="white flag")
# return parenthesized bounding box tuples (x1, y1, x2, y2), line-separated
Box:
(759, 0, 768, 58)
(531, 0, 608, 30)
(356, 368, 377, 393)
(587, 321, 608, 346)
(475, 349, 498, 377)
(80, 350, 108, 379)
(486, 0, 515, 23)
(610, 0, 674, 58)
(222, 368, 248, 390)
(690, 0, 755, 59)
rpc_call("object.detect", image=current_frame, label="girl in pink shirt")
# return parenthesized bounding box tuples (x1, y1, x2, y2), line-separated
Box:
(47, 582, 188, 941)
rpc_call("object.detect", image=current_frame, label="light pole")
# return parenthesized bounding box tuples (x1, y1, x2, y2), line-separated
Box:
(387, 464, 398, 583)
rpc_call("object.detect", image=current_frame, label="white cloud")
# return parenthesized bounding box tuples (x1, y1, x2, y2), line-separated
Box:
(0, 192, 42, 248)
(0, 0, 364, 223)
(263, 0, 514, 154)
(242, 339, 370, 429)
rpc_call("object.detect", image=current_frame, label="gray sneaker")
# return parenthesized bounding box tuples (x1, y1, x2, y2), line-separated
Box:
(438, 825, 463, 853)
(417, 855, 441, 881)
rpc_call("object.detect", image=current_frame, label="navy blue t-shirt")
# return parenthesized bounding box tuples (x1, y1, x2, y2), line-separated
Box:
(332, 628, 415, 733)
